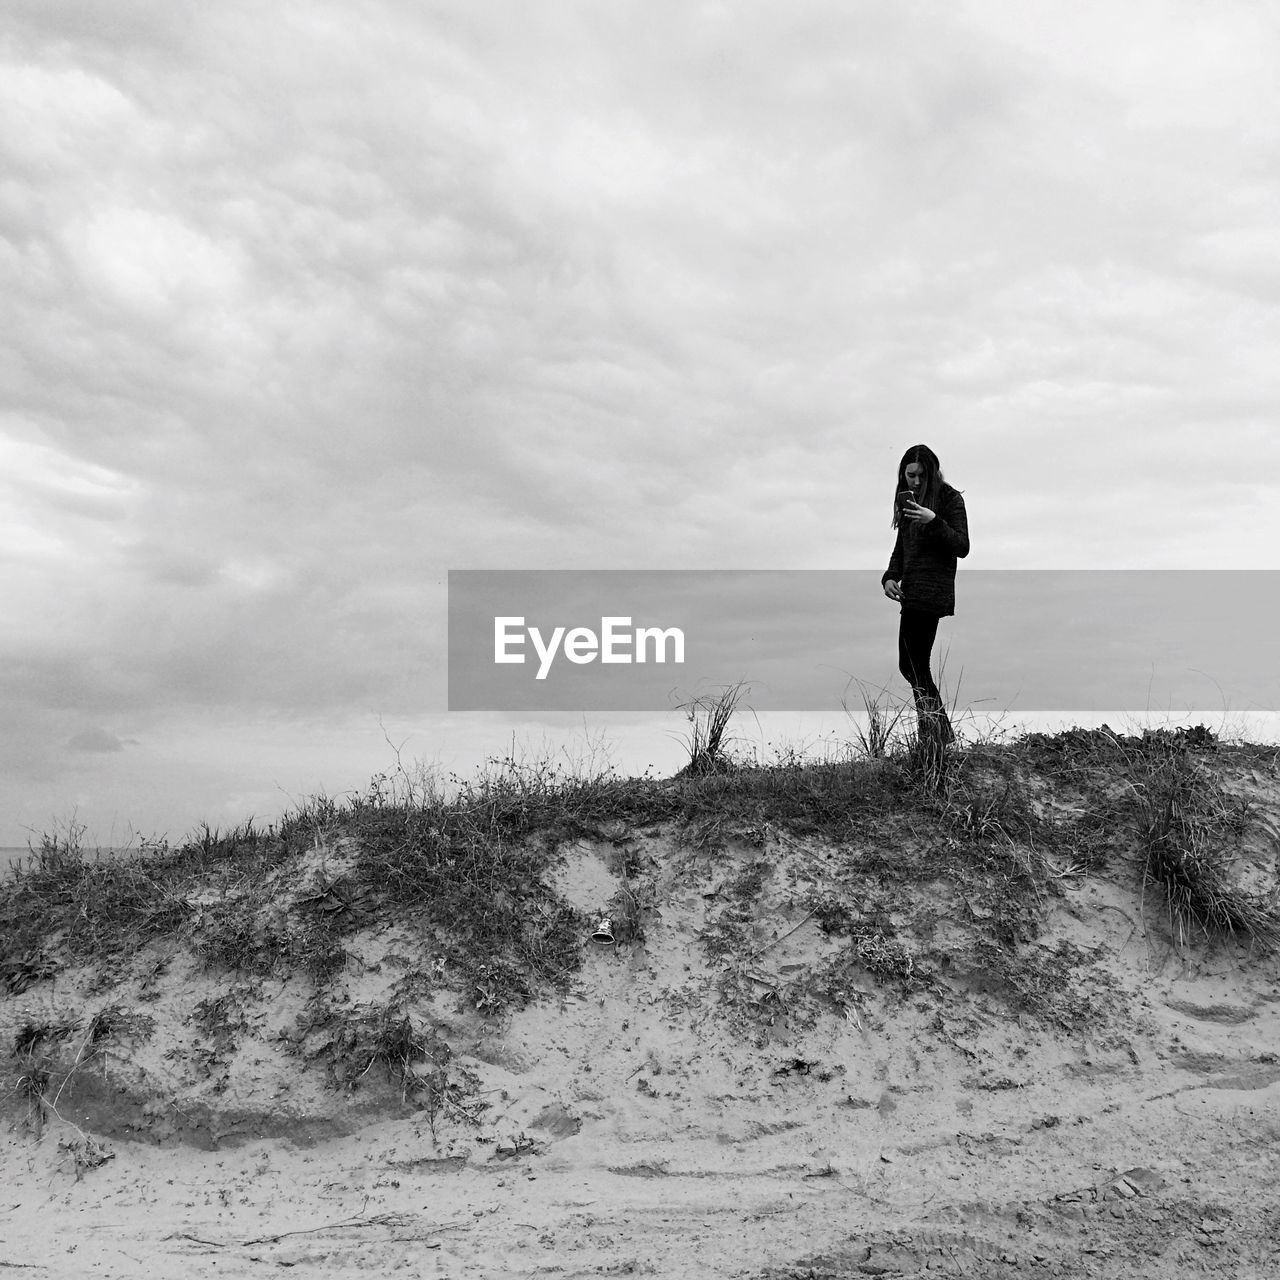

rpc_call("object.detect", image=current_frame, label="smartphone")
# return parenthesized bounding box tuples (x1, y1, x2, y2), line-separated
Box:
(897, 489, 915, 510)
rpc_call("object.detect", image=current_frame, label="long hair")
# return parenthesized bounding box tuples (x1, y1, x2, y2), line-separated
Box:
(891, 444, 945, 528)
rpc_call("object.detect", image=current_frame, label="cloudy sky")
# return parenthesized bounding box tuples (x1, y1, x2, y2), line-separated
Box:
(3, 1, 1279, 848)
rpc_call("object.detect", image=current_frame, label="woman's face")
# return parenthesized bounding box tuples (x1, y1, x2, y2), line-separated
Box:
(903, 461, 926, 493)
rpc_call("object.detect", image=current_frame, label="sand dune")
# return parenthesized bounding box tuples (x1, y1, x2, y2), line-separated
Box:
(3, 729, 1278, 1277)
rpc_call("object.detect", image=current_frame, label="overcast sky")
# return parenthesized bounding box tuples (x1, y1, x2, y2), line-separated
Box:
(3, 1, 1279, 848)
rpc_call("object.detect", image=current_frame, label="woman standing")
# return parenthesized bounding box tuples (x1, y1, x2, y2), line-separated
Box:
(881, 445, 969, 746)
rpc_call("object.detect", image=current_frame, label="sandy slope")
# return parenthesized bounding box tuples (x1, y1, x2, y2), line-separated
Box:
(3, 752, 1279, 1279)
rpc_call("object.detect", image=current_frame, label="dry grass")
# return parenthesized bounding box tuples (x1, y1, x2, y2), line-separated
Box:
(843, 681, 909, 760)
(674, 681, 750, 776)
(1131, 747, 1279, 950)
(1019, 723, 1280, 950)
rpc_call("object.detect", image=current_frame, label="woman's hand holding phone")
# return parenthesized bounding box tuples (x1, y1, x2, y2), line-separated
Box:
(900, 491, 935, 524)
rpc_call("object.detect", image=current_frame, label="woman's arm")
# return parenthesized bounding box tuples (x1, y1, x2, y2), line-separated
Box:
(883, 526, 904, 584)
(927, 490, 969, 558)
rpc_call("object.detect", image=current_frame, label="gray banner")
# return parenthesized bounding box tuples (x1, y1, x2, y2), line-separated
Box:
(447, 570, 1278, 713)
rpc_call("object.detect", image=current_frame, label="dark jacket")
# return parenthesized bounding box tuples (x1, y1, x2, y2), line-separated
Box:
(882, 484, 969, 616)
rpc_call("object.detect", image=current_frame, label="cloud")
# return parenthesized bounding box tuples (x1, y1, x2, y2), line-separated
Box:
(64, 205, 244, 314)
(66, 728, 126, 754)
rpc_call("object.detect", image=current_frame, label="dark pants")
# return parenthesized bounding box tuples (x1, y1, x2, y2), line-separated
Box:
(898, 608, 954, 744)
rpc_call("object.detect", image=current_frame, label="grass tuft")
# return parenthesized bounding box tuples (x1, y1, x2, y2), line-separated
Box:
(1018, 722, 1279, 949)
(1133, 748, 1279, 950)
(675, 682, 748, 776)
(844, 682, 909, 760)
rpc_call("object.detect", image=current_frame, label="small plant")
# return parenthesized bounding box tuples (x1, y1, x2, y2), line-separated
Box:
(289, 916, 350, 982)
(349, 1003, 487, 1131)
(13, 1020, 75, 1058)
(801, 929, 929, 1014)
(2, 949, 58, 995)
(807, 891, 858, 936)
(851, 930, 918, 982)
(15, 1057, 51, 1138)
(10, 1020, 75, 1138)
(27, 816, 90, 874)
(495, 1131, 538, 1158)
(363, 1005, 431, 1100)
(844, 682, 907, 760)
(192, 904, 287, 976)
(675, 682, 748, 776)
(1133, 748, 1278, 950)
(192, 991, 250, 1044)
(189, 819, 268, 866)
(59, 1133, 114, 1180)
(966, 938, 1119, 1031)
(83, 1004, 155, 1052)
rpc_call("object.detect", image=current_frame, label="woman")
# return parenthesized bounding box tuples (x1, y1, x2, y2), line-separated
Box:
(881, 445, 969, 746)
